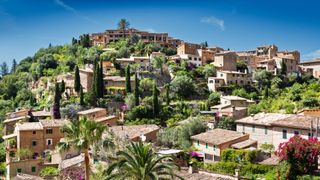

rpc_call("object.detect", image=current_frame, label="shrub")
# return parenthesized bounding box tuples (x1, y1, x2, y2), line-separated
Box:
(221, 149, 258, 163)
(40, 166, 60, 177)
(204, 161, 238, 175)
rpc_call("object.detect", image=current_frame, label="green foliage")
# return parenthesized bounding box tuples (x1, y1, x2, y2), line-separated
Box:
(79, 87, 84, 106)
(39, 167, 60, 177)
(17, 148, 32, 160)
(11, 59, 17, 73)
(139, 78, 154, 97)
(260, 143, 274, 153)
(126, 105, 153, 121)
(134, 73, 139, 106)
(216, 117, 236, 130)
(74, 65, 81, 93)
(208, 92, 220, 106)
(0, 62, 9, 76)
(221, 149, 258, 163)
(157, 117, 206, 150)
(0, 142, 5, 162)
(152, 82, 160, 116)
(171, 75, 195, 99)
(125, 65, 131, 94)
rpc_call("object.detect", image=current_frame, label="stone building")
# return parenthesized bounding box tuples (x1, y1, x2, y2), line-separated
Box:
(235, 113, 319, 149)
(4, 120, 66, 179)
(191, 129, 256, 162)
(77, 108, 119, 126)
(109, 124, 160, 143)
(207, 71, 251, 92)
(90, 28, 182, 48)
(299, 59, 320, 78)
(79, 68, 94, 92)
(212, 51, 237, 71)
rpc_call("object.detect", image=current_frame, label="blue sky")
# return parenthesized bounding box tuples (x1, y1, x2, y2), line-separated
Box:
(1, 0, 320, 65)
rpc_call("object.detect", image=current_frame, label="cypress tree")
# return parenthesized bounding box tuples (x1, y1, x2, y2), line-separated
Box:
(91, 59, 99, 105)
(11, 59, 17, 73)
(125, 65, 131, 94)
(99, 59, 104, 98)
(60, 80, 65, 93)
(280, 59, 287, 75)
(74, 66, 81, 93)
(165, 83, 170, 106)
(80, 86, 84, 106)
(53, 82, 61, 119)
(134, 72, 139, 106)
(152, 82, 159, 116)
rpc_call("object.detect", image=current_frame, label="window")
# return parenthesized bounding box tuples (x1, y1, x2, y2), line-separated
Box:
(205, 143, 208, 148)
(242, 124, 245, 132)
(17, 168, 22, 173)
(308, 132, 313, 138)
(282, 129, 287, 139)
(220, 74, 223, 77)
(46, 139, 53, 145)
(213, 145, 217, 151)
(265, 127, 268, 135)
(46, 128, 53, 134)
(31, 166, 36, 172)
(252, 125, 255, 132)
(294, 131, 299, 136)
(32, 141, 37, 146)
(197, 140, 199, 146)
(33, 131, 36, 134)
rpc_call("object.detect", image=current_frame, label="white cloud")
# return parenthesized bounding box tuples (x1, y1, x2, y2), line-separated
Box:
(201, 16, 225, 31)
(144, 28, 156, 33)
(54, 0, 101, 26)
(302, 49, 320, 60)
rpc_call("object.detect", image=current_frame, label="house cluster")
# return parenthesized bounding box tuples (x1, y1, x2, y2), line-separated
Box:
(3, 108, 159, 179)
(90, 28, 182, 48)
(192, 111, 320, 162)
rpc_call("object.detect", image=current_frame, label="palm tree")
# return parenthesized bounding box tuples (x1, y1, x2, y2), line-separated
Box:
(118, 19, 130, 39)
(104, 142, 182, 180)
(58, 117, 107, 180)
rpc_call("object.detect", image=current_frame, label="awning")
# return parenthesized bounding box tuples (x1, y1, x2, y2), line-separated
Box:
(3, 133, 17, 140)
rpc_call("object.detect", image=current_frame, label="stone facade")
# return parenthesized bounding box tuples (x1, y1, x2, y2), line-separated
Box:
(212, 52, 237, 71)
(79, 68, 93, 92)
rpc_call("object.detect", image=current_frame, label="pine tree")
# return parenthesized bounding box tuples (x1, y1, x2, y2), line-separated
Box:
(165, 83, 170, 106)
(74, 66, 81, 93)
(53, 82, 61, 119)
(80, 86, 84, 106)
(0, 62, 8, 76)
(152, 82, 159, 116)
(125, 65, 131, 94)
(99, 59, 104, 98)
(72, 37, 78, 45)
(11, 59, 17, 73)
(134, 72, 139, 106)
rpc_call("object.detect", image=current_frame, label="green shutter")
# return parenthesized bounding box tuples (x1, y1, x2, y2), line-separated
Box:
(31, 166, 36, 172)
(206, 143, 208, 148)
(17, 168, 22, 173)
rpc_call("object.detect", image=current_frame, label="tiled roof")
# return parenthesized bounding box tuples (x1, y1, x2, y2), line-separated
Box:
(40, 119, 67, 127)
(59, 154, 84, 169)
(191, 129, 247, 145)
(17, 122, 43, 131)
(221, 96, 248, 101)
(3, 116, 28, 124)
(95, 115, 117, 123)
(231, 139, 257, 149)
(110, 125, 160, 140)
(13, 173, 43, 180)
(270, 115, 317, 130)
(236, 113, 294, 126)
(31, 111, 51, 117)
(77, 108, 106, 115)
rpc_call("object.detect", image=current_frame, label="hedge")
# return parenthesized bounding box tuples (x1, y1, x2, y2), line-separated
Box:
(221, 148, 258, 163)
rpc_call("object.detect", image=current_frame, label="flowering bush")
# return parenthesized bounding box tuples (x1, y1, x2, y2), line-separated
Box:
(276, 135, 320, 178)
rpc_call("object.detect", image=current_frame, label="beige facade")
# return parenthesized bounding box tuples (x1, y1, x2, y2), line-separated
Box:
(4, 120, 66, 179)
(212, 51, 237, 71)
(299, 59, 320, 78)
(79, 68, 93, 92)
(116, 56, 150, 69)
(207, 71, 251, 92)
(236, 113, 318, 149)
(77, 108, 107, 120)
